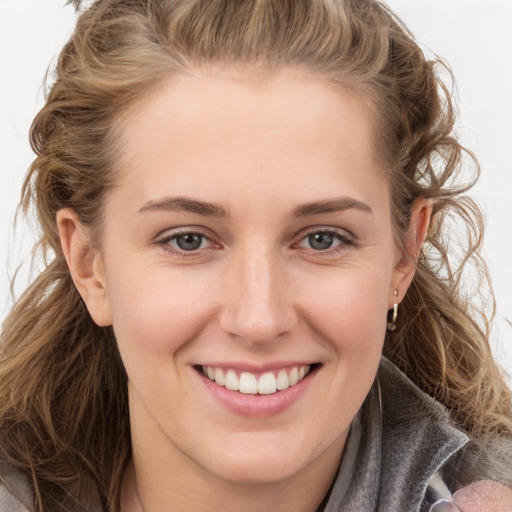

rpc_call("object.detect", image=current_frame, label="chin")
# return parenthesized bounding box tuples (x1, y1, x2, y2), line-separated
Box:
(206, 453, 305, 486)
(195, 430, 337, 486)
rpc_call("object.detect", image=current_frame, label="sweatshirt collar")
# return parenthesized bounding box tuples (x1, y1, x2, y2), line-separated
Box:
(323, 357, 469, 512)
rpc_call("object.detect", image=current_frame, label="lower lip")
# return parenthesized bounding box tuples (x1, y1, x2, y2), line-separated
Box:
(198, 369, 317, 418)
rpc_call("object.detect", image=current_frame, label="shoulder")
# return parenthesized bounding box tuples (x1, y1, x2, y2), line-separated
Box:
(0, 462, 31, 512)
(429, 480, 512, 512)
(0, 485, 30, 512)
(0, 459, 105, 512)
(454, 481, 512, 512)
(376, 359, 512, 510)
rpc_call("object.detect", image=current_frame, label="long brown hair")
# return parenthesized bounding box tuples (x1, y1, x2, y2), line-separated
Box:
(1, 0, 511, 510)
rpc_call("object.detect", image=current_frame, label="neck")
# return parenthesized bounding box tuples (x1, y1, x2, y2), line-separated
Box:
(121, 454, 341, 512)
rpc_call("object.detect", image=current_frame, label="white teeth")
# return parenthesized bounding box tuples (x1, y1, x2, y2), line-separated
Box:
(202, 364, 311, 395)
(288, 367, 299, 386)
(214, 367, 225, 386)
(276, 369, 290, 391)
(239, 372, 258, 394)
(258, 372, 277, 395)
(225, 370, 239, 391)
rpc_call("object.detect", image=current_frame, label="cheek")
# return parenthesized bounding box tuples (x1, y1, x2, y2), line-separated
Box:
(297, 264, 390, 353)
(295, 266, 390, 443)
(104, 261, 219, 363)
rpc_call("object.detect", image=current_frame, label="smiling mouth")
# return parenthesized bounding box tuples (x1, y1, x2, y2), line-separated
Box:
(197, 364, 319, 396)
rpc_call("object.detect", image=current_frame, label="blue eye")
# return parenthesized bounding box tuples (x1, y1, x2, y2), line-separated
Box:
(174, 233, 204, 251)
(158, 231, 214, 253)
(297, 229, 352, 251)
(307, 232, 336, 250)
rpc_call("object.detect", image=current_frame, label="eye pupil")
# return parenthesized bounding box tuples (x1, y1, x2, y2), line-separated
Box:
(176, 233, 202, 251)
(308, 232, 334, 250)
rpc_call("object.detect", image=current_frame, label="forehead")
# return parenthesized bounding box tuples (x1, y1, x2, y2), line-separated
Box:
(111, 68, 388, 215)
(121, 67, 377, 145)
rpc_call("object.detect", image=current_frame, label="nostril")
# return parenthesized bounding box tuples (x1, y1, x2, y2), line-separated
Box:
(218, 308, 298, 346)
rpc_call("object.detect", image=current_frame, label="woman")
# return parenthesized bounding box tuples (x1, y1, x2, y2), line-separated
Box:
(0, 0, 511, 510)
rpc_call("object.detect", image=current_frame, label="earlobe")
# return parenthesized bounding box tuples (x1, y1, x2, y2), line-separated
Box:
(390, 198, 433, 306)
(57, 209, 112, 327)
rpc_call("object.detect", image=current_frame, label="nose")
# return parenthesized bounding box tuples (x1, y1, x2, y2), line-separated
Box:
(218, 245, 297, 346)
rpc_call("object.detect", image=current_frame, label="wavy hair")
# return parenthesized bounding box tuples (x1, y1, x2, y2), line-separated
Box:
(1, 0, 511, 510)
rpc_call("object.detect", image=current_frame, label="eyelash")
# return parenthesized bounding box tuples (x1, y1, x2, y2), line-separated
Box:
(293, 228, 356, 254)
(155, 227, 356, 257)
(156, 230, 218, 258)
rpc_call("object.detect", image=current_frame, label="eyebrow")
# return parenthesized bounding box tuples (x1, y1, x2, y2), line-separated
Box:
(138, 195, 372, 218)
(292, 197, 373, 217)
(138, 197, 229, 217)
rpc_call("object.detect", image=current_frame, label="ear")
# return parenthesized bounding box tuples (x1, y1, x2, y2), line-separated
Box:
(389, 197, 433, 307)
(57, 208, 113, 327)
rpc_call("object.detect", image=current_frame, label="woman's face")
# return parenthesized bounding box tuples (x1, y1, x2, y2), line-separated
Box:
(74, 70, 417, 485)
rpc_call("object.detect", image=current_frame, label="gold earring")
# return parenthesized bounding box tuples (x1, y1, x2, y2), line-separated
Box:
(387, 290, 398, 332)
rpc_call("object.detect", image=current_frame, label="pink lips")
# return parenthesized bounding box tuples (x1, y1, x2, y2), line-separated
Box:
(197, 364, 317, 418)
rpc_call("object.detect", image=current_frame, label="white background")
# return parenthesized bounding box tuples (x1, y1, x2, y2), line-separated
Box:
(1, 0, 511, 379)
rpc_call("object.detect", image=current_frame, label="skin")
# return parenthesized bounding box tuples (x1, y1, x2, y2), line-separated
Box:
(58, 69, 431, 511)
(453, 481, 512, 512)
